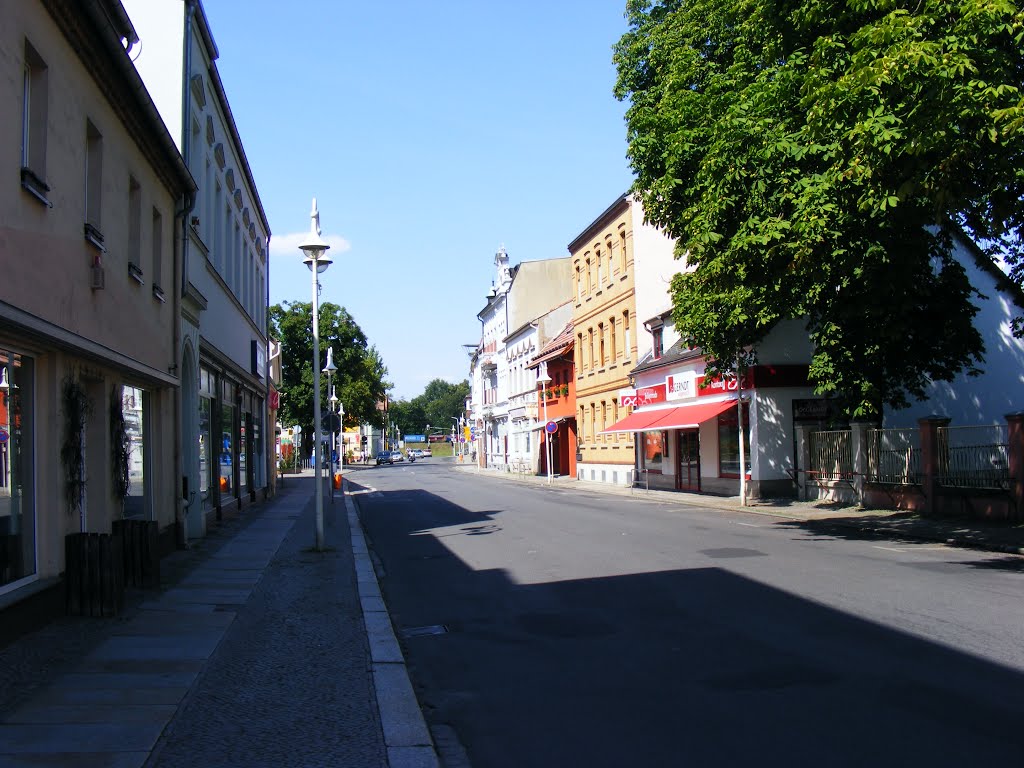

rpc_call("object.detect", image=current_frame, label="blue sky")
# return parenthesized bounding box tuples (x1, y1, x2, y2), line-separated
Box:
(203, 1, 635, 400)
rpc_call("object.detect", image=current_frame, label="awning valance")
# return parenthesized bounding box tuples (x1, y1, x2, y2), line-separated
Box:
(602, 398, 737, 434)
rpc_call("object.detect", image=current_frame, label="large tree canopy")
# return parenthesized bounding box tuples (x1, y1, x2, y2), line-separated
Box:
(614, 0, 1023, 418)
(269, 301, 389, 453)
(388, 379, 470, 440)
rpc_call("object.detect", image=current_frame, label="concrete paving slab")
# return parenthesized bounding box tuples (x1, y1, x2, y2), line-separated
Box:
(22, 686, 188, 707)
(48, 671, 199, 690)
(0, 751, 150, 767)
(112, 611, 235, 634)
(0, 721, 164, 753)
(89, 632, 223, 661)
(151, 587, 252, 605)
(3, 703, 177, 725)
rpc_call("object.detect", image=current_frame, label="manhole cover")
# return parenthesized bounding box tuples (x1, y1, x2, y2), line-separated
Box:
(402, 624, 449, 638)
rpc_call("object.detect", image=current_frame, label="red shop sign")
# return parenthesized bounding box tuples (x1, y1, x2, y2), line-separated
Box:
(620, 383, 666, 409)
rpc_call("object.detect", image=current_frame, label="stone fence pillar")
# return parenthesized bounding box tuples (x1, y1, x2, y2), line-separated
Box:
(1006, 412, 1024, 520)
(795, 424, 813, 501)
(919, 415, 951, 517)
(849, 421, 876, 505)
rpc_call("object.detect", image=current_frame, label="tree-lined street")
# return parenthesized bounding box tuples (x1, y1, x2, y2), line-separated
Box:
(354, 463, 1024, 767)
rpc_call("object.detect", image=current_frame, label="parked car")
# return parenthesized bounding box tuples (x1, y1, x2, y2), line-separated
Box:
(376, 450, 401, 465)
(420, 447, 432, 457)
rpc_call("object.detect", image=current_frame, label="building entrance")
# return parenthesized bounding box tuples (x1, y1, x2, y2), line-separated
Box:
(677, 430, 700, 491)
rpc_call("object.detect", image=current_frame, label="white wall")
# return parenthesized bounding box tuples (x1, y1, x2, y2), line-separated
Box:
(121, 0, 185, 152)
(886, 239, 1024, 427)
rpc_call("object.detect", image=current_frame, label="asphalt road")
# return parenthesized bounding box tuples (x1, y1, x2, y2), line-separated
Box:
(352, 461, 1024, 768)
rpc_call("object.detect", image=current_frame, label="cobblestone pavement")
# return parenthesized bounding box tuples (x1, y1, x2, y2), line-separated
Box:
(0, 474, 435, 768)
(146, 488, 387, 768)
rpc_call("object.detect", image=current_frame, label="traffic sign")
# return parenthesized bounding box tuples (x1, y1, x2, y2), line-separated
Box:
(545, 421, 557, 434)
(0, 428, 7, 443)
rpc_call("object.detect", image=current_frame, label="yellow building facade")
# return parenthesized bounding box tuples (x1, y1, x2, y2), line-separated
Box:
(570, 194, 639, 486)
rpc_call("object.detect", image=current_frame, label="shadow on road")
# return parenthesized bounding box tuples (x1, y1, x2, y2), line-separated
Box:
(350, 479, 1024, 768)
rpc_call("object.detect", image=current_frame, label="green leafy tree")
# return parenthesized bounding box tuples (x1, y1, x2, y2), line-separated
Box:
(614, 0, 1023, 418)
(269, 301, 389, 455)
(387, 379, 470, 439)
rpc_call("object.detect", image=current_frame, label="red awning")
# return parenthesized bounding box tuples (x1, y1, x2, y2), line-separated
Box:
(602, 398, 737, 434)
(601, 408, 669, 433)
(648, 399, 737, 430)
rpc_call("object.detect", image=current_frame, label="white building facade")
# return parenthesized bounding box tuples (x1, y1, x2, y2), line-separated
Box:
(123, 0, 272, 537)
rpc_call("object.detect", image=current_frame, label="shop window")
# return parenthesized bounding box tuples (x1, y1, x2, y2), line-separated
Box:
(718, 404, 751, 477)
(0, 351, 36, 590)
(220, 402, 235, 497)
(121, 385, 146, 519)
(199, 396, 212, 509)
(642, 431, 666, 473)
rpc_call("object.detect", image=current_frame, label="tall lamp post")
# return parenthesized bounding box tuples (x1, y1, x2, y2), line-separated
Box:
(300, 199, 332, 550)
(536, 362, 552, 484)
(323, 347, 337, 466)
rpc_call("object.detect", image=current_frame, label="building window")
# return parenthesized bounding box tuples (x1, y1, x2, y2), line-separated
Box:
(21, 41, 49, 203)
(121, 385, 147, 519)
(588, 328, 594, 371)
(586, 258, 593, 293)
(152, 208, 164, 298)
(596, 249, 603, 287)
(609, 317, 617, 362)
(718, 405, 751, 478)
(575, 266, 582, 300)
(619, 228, 628, 271)
(85, 120, 103, 234)
(600, 401, 607, 440)
(576, 334, 583, 373)
(653, 327, 664, 359)
(0, 350, 37, 589)
(578, 406, 585, 444)
(590, 404, 596, 444)
(128, 176, 141, 265)
(598, 323, 605, 367)
(611, 400, 619, 442)
(623, 311, 631, 360)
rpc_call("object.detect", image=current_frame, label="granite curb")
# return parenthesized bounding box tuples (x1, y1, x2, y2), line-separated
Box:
(344, 478, 441, 768)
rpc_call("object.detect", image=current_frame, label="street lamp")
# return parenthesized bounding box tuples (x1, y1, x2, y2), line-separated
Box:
(536, 362, 552, 485)
(300, 198, 332, 550)
(323, 347, 337, 469)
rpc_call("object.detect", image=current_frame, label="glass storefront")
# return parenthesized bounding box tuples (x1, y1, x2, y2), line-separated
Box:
(0, 351, 35, 589)
(718, 405, 751, 477)
(122, 384, 146, 519)
(239, 392, 248, 495)
(220, 379, 235, 499)
(643, 431, 666, 473)
(199, 368, 214, 511)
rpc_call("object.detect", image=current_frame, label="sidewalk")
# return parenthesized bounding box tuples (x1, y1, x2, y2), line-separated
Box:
(454, 462, 1024, 557)
(0, 472, 437, 768)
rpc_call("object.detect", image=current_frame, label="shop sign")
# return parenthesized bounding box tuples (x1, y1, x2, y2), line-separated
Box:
(665, 371, 699, 401)
(620, 383, 666, 409)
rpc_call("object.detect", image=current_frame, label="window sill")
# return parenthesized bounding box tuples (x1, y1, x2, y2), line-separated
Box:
(84, 223, 105, 252)
(21, 167, 52, 207)
(128, 262, 144, 284)
(152, 284, 166, 303)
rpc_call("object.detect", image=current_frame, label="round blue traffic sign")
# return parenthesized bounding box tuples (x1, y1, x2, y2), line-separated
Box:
(545, 421, 557, 434)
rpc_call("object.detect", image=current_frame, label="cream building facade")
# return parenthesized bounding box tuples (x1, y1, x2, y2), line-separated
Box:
(122, 0, 272, 538)
(0, 0, 194, 604)
(571, 194, 647, 486)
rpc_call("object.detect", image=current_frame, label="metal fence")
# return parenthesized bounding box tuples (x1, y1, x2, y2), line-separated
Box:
(809, 429, 853, 481)
(867, 428, 921, 485)
(937, 425, 1010, 489)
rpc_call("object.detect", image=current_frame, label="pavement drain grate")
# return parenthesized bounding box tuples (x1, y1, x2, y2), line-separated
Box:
(402, 624, 449, 638)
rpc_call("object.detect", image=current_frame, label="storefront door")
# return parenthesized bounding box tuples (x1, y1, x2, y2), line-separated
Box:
(677, 430, 700, 491)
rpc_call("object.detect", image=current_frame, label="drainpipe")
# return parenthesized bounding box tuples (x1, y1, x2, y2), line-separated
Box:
(174, 1, 197, 548)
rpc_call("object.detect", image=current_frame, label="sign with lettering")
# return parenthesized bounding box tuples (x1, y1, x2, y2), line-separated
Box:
(620, 383, 666, 409)
(665, 371, 699, 401)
